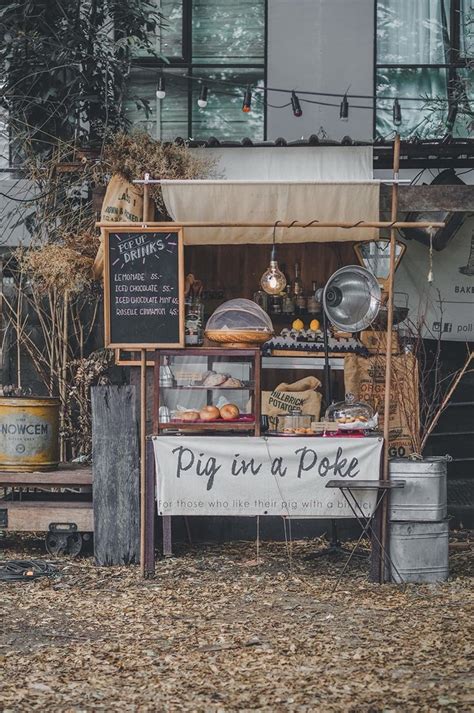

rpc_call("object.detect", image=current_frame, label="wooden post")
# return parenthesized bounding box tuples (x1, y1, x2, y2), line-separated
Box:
(92, 386, 140, 565)
(380, 134, 401, 583)
(142, 173, 150, 225)
(140, 174, 153, 577)
(139, 347, 148, 575)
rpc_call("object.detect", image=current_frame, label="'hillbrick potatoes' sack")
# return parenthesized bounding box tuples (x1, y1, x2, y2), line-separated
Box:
(344, 353, 420, 457)
(261, 376, 322, 429)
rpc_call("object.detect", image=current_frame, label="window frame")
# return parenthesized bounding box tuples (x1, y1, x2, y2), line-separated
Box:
(374, 0, 473, 139)
(131, 0, 268, 140)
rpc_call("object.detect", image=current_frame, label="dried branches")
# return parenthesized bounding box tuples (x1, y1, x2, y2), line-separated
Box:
(95, 131, 217, 211)
(396, 308, 474, 456)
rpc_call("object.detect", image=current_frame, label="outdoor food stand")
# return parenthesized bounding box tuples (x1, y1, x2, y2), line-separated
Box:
(98, 136, 445, 582)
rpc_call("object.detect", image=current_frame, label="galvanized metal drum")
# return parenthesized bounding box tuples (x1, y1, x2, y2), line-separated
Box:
(389, 457, 448, 522)
(389, 520, 449, 584)
(0, 397, 60, 472)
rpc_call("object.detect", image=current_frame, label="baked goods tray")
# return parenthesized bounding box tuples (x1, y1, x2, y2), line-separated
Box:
(168, 415, 255, 424)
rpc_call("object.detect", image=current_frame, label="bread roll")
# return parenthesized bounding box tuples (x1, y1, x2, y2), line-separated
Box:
(220, 403, 240, 420)
(221, 376, 243, 388)
(181, 411, 199, 422)
(203, 372, 228, 387)
(199, 405, 220, 421)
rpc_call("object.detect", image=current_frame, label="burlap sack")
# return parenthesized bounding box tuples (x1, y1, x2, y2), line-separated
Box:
(93, 175, 145, 279)
(262, 376, 322, 429)
(344, 353, 420, 457)
(101, 174, 143, 223)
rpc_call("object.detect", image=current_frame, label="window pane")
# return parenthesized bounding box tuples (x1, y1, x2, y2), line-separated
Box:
(460, 0, 474, 58)
(125, 68, 188, 140)
(377, 0, 451, 64)
(191, 69, 264, 140)
(376, 68, 449, 138)
(376, 66, 473, 139)
(192, 0, 265, 64)
(135, 0, 183, 59)
(452, 68, 474, 135)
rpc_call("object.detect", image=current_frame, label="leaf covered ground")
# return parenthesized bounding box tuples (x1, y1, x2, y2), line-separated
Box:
(1, 534, 473, 712)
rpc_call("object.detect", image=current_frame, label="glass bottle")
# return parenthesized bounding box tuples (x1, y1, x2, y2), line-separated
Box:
(307, 280, 320, 314)
(185, 297, 204, 346)
(270, 293, 282, 315)
(253, 289, 269, 312)
(293, 263, 303, 297)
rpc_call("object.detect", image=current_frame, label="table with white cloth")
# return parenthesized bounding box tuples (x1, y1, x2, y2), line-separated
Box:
(152, 435, 383, 554)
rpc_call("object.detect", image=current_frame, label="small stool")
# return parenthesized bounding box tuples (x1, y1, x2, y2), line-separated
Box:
(325, 479, 406, 589)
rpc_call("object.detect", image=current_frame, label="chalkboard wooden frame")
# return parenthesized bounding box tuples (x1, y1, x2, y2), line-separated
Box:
(103, 226, 185, 349)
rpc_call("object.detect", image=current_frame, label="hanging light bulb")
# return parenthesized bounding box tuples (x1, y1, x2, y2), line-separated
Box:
(291, 91, 303, 117)
(242, 86, 252, 113)
(392, 98, 402, 126)
(156, 75, 166, 100)
(197, 85, 208, 108)
(260, 223, 287, 295)
(339, 94, 349, 121)
(446, 101, 458, 131)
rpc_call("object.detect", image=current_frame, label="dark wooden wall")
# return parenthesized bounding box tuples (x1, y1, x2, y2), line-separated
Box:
(184, 242, 357, 301)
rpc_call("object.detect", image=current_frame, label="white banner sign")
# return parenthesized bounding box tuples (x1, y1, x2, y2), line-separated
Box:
(153, 436, 383, 518)
(396, 220, 474, 341)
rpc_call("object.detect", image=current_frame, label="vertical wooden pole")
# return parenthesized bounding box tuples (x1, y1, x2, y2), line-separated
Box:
(143, 172, 150, 226)
(60, 290, 69, 462)
(140, 173, 151, 576)
(140, 347, 147, 575)
(380, 133, 401, 582)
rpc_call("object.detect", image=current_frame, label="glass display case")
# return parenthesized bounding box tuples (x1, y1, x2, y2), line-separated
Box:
(153, 348, 261, 435)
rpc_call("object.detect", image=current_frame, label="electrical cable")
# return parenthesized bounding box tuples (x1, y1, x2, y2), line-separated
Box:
(0, 188, 58, 202)
(137, 64, 456, 104)
(0, 559, 58, 582)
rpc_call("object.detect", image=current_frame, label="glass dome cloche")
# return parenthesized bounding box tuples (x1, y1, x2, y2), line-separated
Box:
(325, 393, 377, 430)
(205, 299, 274, 348)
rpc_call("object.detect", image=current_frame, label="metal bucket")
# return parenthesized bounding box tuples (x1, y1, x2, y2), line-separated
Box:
(0, 398, 60, 471)
(389, 520, 449, 584)
(389, 457, 448, 521)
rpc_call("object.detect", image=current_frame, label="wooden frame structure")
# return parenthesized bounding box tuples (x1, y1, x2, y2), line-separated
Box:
(97, 135, 445, 580)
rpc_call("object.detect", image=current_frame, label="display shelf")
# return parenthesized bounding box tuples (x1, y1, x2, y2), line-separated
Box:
(158, 421, 256, 431)
(160, 384, 255, 391)
(153, 347, 261, 437)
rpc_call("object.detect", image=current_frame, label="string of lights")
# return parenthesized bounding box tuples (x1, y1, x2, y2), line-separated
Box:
(146, 66, 465, 129)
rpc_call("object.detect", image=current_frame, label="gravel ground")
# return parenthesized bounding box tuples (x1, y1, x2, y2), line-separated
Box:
(1, 533, 473, 712)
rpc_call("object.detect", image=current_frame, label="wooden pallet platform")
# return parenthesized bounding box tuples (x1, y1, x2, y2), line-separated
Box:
(1, 500, 93, 532)
(0, 464, 92, 488)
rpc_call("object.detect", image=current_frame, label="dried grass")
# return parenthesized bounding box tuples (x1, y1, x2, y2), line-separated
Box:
(96, 130, 217, 210)
(17, 244, 94, 295)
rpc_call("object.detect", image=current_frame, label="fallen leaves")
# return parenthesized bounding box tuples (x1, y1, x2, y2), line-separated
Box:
(0, 533, 472, 711)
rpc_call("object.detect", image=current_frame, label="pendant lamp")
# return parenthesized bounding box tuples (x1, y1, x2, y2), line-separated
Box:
(260, 222, 287, 295)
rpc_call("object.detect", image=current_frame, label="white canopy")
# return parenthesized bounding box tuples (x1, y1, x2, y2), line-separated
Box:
(161, 180, 380, 245)
(161, 146, 379, 245)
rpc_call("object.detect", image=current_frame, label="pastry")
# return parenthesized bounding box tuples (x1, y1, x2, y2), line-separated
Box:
(220, 376, 243, 388)
(199, 405, 220, 421)
(220, 403, 240, 420)
(181, 410, 200, 422)
(203, 371, 228, 387)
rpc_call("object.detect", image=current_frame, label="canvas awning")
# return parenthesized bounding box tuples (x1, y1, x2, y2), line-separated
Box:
(161, 179, 380, 245)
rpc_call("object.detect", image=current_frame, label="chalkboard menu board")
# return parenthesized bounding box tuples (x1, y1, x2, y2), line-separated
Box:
(103, 227, 184, 348)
